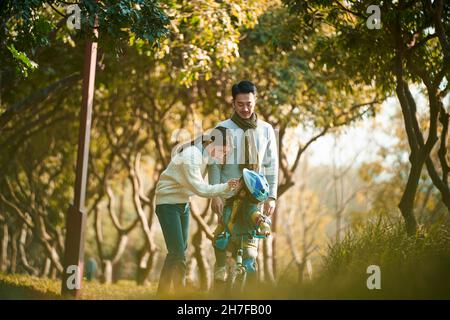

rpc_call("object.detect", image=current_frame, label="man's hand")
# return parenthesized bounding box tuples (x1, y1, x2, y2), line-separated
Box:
(263, 198, 276, 216)
(211, 197, 224, 215)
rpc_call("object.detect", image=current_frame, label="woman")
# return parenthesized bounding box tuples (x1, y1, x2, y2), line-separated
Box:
(155, 126, 240, 295)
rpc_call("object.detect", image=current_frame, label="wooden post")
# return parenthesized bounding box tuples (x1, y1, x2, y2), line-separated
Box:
(61, 20, 98, 298)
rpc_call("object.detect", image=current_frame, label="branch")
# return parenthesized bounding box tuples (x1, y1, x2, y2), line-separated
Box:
(189, 201, 214, 240)
(128, 153, 158, 253)
(333, 1, 364, 18)
(94, 205, 105, 260)
(407, 33, 438, 51)
(0, 73, 81, 130)
(18, 225, 38, 275)
(290, 127, 329, 174)
(105, 183, 140, 233)
(438, 104, 450, 185)
(49, 3, 68, 18)
(431, 0, 450, 59)
(111, 235, 129, 264)
(0, 190, 34, 228)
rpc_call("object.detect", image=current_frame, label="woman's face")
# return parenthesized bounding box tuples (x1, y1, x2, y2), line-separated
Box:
(209, 144, 231, 163)
(207, 135, 233, 163)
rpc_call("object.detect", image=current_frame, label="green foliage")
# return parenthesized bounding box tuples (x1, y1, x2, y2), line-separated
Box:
(234, 6, 381, 130)
(7, 45, 39, 77)
(1, 0, 170, 77)
(291, 218, 450, 299)
(283, 0, 450, 95)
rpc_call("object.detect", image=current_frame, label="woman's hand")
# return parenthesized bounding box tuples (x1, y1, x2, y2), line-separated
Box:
(227, 178, 241, 191)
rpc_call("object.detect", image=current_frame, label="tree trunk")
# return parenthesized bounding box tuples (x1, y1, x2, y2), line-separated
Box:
(18, 225, 38, 275)
(50, 263, 58, 279)
(41, 257, 51, 278)
(0, 223, 8, 273)
(296, 261, 305, 285)
(257, 240, 265, 282)
(9, 229, 18, 273)
(192, 227, 211, 291)
(136, 246, 158, 285)
(112, 261, 122, 284)
(185, 253, 197, 287)
(102, 259, 113, 284)
(263, 235, 275, 284)
(398, 163, 421, 235)
(271, 207, 278, 277)
(129, 155, 159, 285)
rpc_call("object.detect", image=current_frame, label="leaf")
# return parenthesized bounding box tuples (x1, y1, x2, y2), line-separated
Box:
(7, 45, 39, 76)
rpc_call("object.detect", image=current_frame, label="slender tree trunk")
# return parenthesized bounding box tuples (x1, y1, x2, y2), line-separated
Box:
(113, 184, 126, 283)
(398, 164, 421, 234)
(10, 229, 18, 273)
(18, 225, 38, 275)
(271, 207, 278, 278)
(102, 260, 113, 284)
(263, 235, 275, 284)
(136, 245, 158, 285)
(296, 261, 305, 285)
(185, 253, 197, 286)
(41, 257, 51, 278)
(0, 223, 8, 273)
(257, 240, 265, 282)
(190, 200, 212, 291)
(129, 155, 159, 285)
(192, 227, 211, 291)
(50, 263, 58, 279)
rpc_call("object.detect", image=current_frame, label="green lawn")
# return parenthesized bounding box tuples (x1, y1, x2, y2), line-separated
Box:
(0, 273, 160, 300)
(2, 220, 450, 300)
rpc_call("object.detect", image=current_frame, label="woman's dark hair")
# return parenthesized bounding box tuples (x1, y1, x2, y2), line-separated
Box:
(177, 126, 229, 153)
(202, 126, 228, 149)
(231, 80, 257, 99)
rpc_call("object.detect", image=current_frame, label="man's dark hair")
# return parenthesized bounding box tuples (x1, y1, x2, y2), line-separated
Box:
(231, 80, 257, 99)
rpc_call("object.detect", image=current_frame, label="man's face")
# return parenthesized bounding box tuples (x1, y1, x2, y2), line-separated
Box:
(233, 93, 256, 119)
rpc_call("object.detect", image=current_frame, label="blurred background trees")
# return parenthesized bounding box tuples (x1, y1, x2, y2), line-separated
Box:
(0, 0, 449, 295)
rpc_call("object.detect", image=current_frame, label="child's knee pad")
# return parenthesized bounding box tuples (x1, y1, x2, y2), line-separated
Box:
(243, 238, 258, 255)
(214, 231, 230, 251)
(243, 257, 257, 273)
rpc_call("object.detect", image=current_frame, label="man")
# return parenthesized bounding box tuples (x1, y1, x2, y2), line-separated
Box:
(209, 80, 279, 284)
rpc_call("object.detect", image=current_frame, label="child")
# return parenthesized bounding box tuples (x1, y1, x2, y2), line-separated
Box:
(213, 168, 271, 286)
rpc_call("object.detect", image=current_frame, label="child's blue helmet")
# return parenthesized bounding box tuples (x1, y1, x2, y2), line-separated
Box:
(242, 168, 270, 203)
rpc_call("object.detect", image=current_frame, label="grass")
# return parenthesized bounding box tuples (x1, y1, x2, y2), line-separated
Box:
(2, 218, 450, 299)
(284, 218, 450, 299)
(0, 273, 159, 300)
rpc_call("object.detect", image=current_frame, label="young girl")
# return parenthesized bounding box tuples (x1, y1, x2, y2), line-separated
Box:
(155, 127, 240, 295)
(213, 168, 271, 287)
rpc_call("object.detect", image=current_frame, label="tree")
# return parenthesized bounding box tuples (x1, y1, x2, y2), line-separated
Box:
(284, 0, 450, 234)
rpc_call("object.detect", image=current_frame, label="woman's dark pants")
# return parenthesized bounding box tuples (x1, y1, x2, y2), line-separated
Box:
(155, 203, 190, 295)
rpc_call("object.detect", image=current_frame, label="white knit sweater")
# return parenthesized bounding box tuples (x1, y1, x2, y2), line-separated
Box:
(155, 144, 232, 205)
